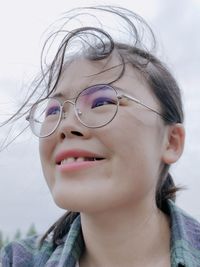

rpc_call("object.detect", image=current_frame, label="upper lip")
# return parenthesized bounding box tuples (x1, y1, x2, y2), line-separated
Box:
(55, 149, 105, 164)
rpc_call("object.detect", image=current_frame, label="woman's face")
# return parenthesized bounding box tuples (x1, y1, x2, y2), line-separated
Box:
(39, 56, 167, 213)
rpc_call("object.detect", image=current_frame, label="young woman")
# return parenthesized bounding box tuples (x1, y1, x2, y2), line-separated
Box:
(1, 6, 200, 267)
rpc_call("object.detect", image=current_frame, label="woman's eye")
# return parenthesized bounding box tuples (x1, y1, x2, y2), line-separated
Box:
(45, 106, 60, 117)
(91, 97, 116, 109)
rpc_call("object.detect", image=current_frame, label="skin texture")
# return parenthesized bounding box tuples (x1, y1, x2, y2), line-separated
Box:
(39, 55, 185, 267)
(40, 56, 165, 212)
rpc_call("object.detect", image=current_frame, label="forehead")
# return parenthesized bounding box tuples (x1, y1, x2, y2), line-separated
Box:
(55, 55, 122, 95)
(54, 55, 157, 105)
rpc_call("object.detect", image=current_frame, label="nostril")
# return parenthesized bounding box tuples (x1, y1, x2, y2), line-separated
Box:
(60, 131, 84, 140)
(71, 131, 83, 136)
(60, 132, 66, 140)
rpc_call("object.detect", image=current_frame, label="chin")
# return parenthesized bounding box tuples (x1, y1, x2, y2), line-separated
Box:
(52, 191, 108, 214)
(53, 195, 80, 212)
(51, 188, 88, 212)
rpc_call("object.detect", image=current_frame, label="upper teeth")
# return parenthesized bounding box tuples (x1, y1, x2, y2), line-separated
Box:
(60, 157, 96, 165)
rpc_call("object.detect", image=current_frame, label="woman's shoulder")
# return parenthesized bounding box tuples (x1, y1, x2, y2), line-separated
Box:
(168, 200, 200, 266)
(0, 215, 82, 267)
(0, 235, 54, 267)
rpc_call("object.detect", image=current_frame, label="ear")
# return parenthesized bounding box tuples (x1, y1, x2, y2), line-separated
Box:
(162, 123, 185, 164)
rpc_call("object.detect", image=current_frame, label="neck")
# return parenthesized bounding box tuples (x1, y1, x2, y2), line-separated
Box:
(80, 197, 170, 267)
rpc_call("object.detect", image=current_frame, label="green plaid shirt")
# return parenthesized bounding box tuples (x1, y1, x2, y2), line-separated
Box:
(1, 200, 200, 266)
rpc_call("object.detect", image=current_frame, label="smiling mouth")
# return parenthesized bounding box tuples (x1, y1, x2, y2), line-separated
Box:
(57, 157, 105, 165)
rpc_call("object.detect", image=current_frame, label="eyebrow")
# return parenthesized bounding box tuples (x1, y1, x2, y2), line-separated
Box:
(51, 92, 64, 99)
(51, 84, 115, 99)
(50, 84, 126, 100)
(51, 92, 77, 100)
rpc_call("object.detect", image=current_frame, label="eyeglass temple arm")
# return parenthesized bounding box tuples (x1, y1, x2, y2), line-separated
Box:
(119, 93, 165, 119)
(26, 115, 41, 124)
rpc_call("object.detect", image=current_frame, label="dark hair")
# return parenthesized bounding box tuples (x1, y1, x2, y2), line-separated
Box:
(1, 6, 184, 247)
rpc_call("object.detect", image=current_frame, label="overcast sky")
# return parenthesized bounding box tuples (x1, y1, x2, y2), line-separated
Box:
(0, 0, 200, 238)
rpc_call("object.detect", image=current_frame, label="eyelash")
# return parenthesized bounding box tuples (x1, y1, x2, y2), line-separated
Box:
(91, 97, 117, 108)
(46, 106, 60, 116)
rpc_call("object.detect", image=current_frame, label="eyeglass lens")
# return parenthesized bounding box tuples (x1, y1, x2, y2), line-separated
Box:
(30, 85, 119, 137)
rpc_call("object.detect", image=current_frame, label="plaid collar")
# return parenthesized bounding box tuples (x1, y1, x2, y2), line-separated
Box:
(2, 200, 200, 267)
(65, 201, 200, 267)
(169, 200, 200, 266)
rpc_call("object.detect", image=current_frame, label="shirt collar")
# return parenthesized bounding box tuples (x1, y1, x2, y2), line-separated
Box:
(59, 200, 200, 267)
(168, 200, 200, 267)
(55, 215, 84, 267)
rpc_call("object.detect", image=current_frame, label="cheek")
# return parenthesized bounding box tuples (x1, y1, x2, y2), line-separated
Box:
(39, 138, 55, 188)
(97, 113, 163, 186)
(39, 134, 56, 161)
(98, 111, 149, 161)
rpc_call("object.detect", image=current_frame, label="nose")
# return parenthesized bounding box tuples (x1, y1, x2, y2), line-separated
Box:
(57, 100, 89, 141)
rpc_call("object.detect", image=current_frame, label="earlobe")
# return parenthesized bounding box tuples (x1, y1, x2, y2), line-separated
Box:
(162, 123, 185, 164)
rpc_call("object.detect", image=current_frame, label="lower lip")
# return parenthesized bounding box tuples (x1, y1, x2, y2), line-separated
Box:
(56, 160, 104, 172)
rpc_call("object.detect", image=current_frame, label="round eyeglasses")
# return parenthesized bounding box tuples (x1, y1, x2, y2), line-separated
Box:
(26, 84, 167, 138)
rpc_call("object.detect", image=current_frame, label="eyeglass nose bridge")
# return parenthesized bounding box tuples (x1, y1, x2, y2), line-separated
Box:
(61, 99, 82, 120)
(61, 99, 76, 119)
